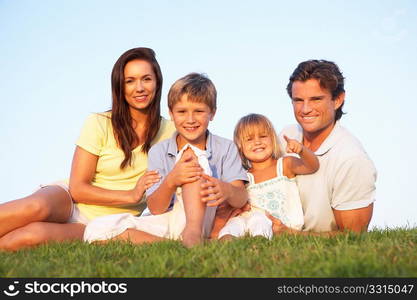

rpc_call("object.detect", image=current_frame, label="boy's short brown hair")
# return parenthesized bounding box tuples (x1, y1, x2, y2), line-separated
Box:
(168, 73, 217, 112)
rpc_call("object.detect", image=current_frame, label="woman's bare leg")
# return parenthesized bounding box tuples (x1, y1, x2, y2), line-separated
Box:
(0, 222, 85, 251)
(0, 186, 73, 238)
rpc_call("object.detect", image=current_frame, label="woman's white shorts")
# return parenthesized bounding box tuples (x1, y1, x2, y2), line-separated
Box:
(39, 181, 89, 225)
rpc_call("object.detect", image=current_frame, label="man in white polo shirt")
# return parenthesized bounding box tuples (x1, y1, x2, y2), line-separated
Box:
(210, 60, 376, 238)
(276, 59, 377, 233)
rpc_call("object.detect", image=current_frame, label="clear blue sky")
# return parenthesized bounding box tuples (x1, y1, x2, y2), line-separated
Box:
(1, 0, 416, 229)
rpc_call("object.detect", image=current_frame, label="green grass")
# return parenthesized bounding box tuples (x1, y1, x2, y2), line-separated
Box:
(1, 227, 416, 277)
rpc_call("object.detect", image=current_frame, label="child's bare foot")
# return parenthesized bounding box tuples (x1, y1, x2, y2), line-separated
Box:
(219, 234, 235, 242)
(181, 227, 203, 248)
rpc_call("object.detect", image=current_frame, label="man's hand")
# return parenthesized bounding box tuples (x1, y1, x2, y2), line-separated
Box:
(266, 213, 292, 234)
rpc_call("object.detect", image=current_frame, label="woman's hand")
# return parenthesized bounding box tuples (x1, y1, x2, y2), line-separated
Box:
(131, 170, 161, 203)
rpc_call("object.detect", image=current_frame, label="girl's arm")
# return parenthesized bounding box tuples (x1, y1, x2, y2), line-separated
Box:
(69, 146, 160, 206)
(283, 135, 319, 178)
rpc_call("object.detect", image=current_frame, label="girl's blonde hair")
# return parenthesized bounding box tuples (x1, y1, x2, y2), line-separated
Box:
(233, 113, 282, 170)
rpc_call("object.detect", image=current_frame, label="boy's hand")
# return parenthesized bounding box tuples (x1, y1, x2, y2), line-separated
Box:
(131, 170, 161, 202)
(166, 148, 203, 188)
(284, 135, 303, 154)
(200, 173, 231, 207)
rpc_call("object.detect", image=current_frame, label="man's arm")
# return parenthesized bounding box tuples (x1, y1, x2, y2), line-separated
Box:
(269, 154, 376, 235)
(267, 206, 373, 237)
(330, 154, 376, 232)
(333, 203, 373, 232)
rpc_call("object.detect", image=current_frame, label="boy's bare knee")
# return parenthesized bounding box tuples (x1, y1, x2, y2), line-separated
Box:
(183, 147, 197, 160)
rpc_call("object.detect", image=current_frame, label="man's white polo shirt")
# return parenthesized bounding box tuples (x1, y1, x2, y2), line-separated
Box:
(280, 121, 377, 232)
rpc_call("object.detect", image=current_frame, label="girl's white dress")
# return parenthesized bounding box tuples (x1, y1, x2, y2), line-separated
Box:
(218, 157, 304, 239)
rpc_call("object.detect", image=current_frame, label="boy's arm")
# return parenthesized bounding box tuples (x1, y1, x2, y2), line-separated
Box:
(224, 180, 247, 208)
(146, 176, 178, 215)
(200, 175, 247, 208)
(200, 140, 248, 208)
(147, 149, 203, 214)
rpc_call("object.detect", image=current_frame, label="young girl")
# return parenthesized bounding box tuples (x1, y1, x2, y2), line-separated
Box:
(218, 113, 319, 240)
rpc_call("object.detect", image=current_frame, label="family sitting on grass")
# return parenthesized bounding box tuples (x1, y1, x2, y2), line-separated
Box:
(0, 47, 377, 251)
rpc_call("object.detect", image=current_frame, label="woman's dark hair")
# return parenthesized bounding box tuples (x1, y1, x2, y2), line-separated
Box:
(111, 47, 162, 169)
(286, 59, 345, 121)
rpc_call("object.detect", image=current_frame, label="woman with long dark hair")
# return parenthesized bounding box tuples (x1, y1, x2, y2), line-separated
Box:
(0, 47, 175, 251)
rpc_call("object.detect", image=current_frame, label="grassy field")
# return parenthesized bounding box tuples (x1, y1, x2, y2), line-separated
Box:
(0, 227, 416, 278)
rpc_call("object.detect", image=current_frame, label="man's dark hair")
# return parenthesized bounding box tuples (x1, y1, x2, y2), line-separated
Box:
(286, 59, 345, 121)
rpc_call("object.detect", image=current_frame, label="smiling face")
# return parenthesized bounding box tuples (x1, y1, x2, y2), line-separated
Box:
(123, 59, 157, 113)
(169, 94, 215, 150)
(240, 126, 274, 165)
(291, 79, 344, 141)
